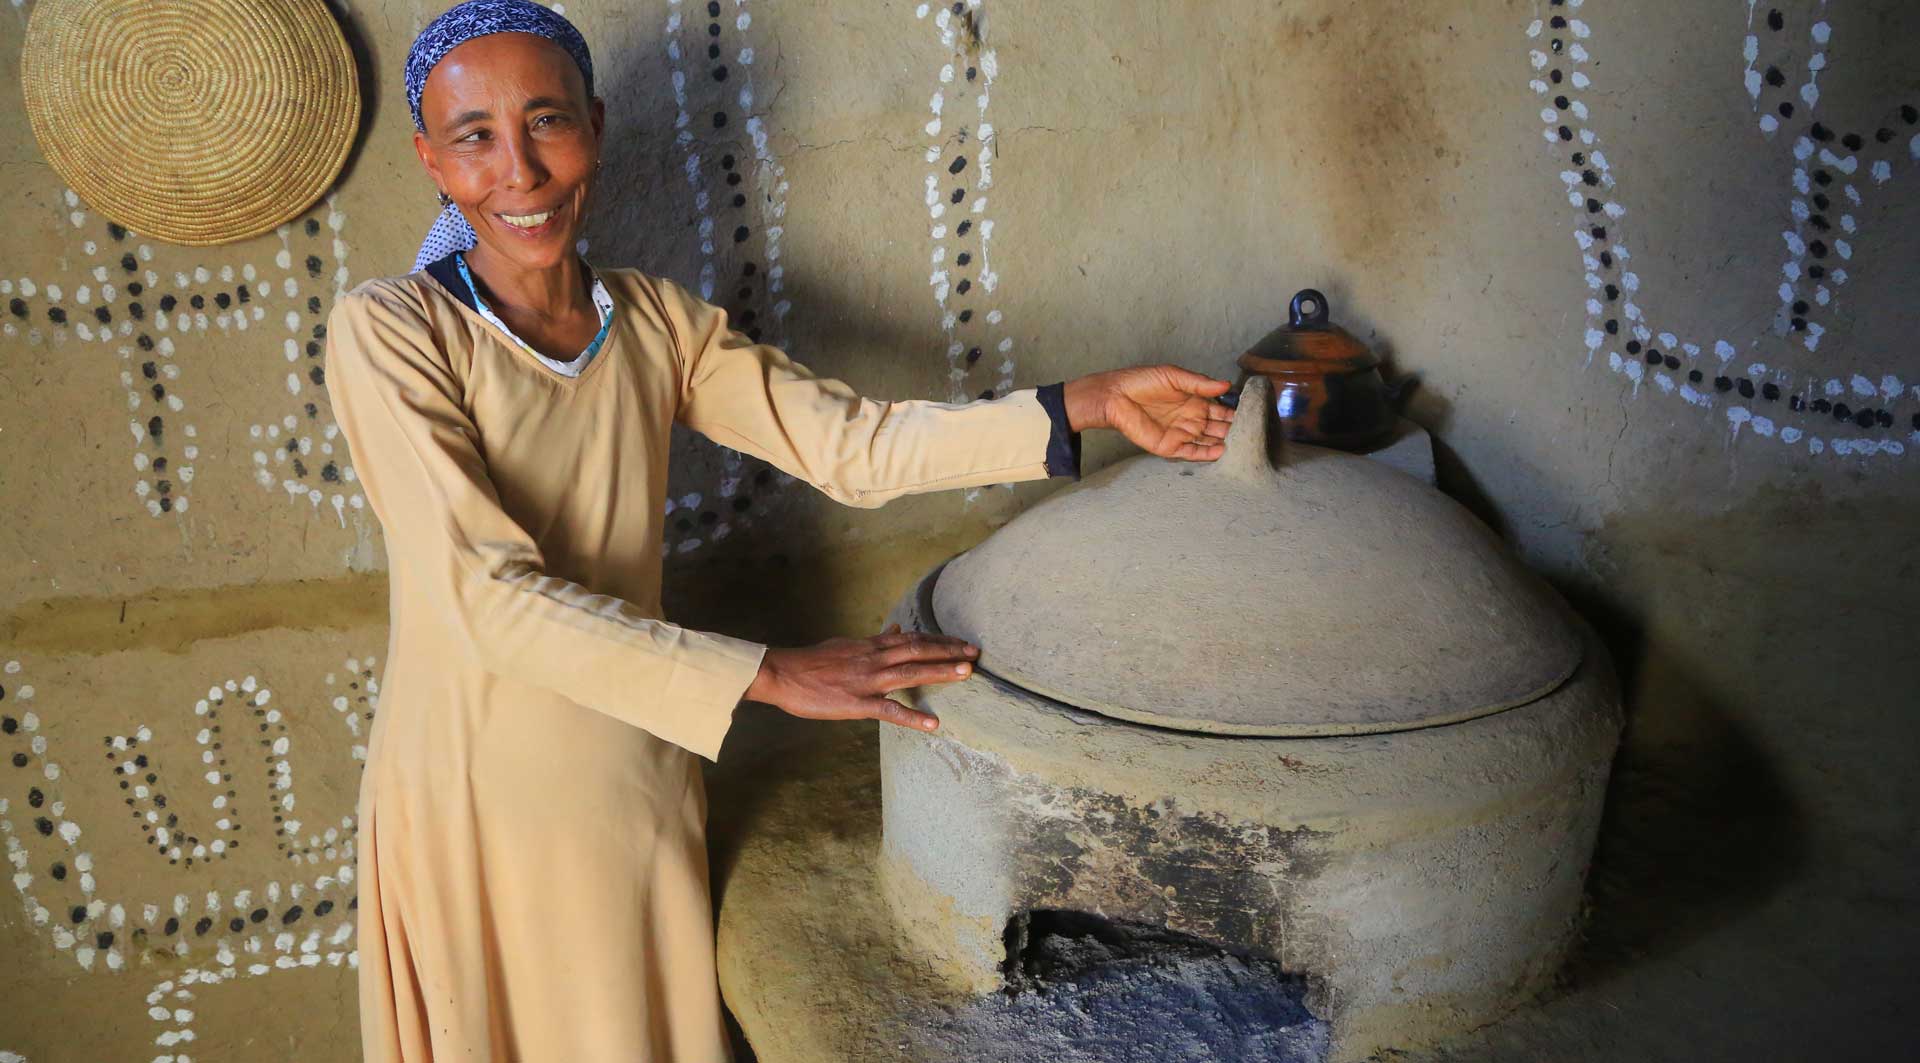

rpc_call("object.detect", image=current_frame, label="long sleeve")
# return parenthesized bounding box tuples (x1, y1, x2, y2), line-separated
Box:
(324, 281, 766, 761)
(651, 275, 1060, 508)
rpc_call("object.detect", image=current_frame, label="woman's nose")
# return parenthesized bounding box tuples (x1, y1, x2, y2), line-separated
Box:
(500, 127, 548, 191)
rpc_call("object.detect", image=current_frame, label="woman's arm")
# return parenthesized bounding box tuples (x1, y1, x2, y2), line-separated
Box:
(325, 281, 768, 761)
(655, 275, 1234, 502)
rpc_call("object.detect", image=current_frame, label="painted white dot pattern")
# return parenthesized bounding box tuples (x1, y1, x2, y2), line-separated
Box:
(0, 652, 376, 1022)
(1528, 0, 1916, 460)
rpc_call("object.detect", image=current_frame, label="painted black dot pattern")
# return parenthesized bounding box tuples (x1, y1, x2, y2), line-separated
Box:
(654, 0, 799, 551)
(250, 206, 362, 521)
(8, 195, 364, 518)
(920, 1, 1016, 410)
(1742, 4, 1916, 384)
(106, 703, 233, 868)
(0, 657, 375, 971)
(1531, 3, 1916, 450)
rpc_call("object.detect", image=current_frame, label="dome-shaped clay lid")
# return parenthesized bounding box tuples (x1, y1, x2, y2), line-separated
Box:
(931, 377, 1583, 737)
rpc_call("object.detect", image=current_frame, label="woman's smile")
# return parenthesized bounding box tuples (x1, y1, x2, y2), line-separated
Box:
(494, 200, 566, 237)
(499, 206, 556, 228)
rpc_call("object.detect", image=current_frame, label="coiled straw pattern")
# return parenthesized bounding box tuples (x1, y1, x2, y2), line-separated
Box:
(22, 0, 360, 245)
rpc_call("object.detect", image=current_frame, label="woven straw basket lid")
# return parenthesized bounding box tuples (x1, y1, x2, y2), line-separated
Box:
(21, 0, 360, 246)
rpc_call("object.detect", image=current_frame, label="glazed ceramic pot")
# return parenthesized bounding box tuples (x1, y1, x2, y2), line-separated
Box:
(1237, 288, 1407, 449)
(877, 378, 1623, 1061)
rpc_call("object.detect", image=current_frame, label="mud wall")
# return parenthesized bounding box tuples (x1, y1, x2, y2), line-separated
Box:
(1, 0, 1914, 1059)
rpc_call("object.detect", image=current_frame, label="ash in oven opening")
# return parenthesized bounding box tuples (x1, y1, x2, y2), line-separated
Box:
(908, 909, 1329, 1062)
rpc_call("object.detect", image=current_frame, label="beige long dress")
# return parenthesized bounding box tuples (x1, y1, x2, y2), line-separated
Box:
(323, 265, 1056, 1062)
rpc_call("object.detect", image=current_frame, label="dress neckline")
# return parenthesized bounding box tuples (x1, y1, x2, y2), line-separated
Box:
(418, 254, 620, 388)
(455, 251, 614, 373)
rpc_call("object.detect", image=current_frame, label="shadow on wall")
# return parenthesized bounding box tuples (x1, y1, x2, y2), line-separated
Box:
(1323, 338, 1814, 1001)
(1548, 582, 1806, 991)
(330, 2, 380, 191)
(1402, 381, 1515, 544)
(574, 5, 995, 600)
(1404, 385, 1806, 994)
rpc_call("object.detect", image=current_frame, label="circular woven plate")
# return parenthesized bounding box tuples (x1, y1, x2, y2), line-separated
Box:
(21, 0, 360, 246)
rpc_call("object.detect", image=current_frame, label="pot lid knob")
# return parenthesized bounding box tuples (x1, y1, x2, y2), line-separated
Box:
(1289, 289, 1331, 329)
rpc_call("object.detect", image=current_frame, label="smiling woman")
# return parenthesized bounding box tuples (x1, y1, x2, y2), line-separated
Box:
(408, 3, 605, 359)
(323, 2, 1238, 1060)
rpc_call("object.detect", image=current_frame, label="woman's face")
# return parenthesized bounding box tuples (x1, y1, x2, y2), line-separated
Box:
(413, 33, 604, 274)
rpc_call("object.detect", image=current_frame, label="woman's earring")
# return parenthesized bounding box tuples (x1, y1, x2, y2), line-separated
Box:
(437, 190, 452, 206)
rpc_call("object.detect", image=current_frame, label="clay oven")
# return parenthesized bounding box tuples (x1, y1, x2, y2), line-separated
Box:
(879, 378, 1625, 1061)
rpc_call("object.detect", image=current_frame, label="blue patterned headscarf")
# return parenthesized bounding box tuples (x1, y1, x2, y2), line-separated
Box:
(404, 0, 594, 134)
(404, 1, 596, 271)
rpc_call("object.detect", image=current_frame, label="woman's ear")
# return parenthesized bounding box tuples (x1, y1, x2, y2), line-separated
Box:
(412, 129, 445, 195)
(590, 95, 606, 143)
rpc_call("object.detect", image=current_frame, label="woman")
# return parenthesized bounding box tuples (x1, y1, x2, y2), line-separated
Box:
(324, 2, 1237, 1059)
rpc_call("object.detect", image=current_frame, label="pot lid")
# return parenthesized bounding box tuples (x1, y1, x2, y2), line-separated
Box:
(931, 376, 1582, 737)
(1240, 289, 1379, 374)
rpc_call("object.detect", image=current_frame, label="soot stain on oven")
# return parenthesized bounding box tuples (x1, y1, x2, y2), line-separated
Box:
(1006, 781, 1331, 967)
(911, 909, 1331, 1062)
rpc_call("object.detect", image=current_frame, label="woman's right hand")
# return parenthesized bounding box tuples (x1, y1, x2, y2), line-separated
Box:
(744, 623, 977, 732)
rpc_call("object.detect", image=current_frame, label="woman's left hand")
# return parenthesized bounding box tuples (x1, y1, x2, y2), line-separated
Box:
(1063, 366, 1237, 461)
